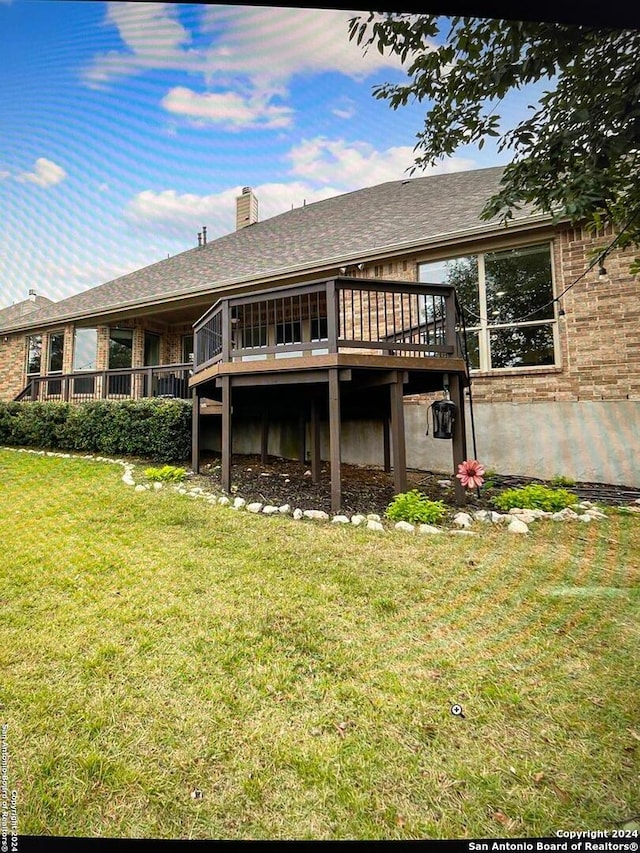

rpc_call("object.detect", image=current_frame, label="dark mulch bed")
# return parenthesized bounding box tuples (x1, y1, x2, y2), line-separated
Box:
(192, 453, 640, 517)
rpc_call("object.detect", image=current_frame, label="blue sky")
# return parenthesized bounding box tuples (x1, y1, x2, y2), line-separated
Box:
(0, 2, 541, 307)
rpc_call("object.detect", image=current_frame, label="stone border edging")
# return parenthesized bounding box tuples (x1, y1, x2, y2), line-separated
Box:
(3, 446, 639, 535)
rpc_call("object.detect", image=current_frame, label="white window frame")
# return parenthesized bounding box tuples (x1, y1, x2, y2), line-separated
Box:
(26, 334, 43, 376)
(419, 242, 560, 373)
(47, 330, 65, 375)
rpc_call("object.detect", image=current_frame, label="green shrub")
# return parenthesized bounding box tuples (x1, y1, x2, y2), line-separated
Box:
(144, 465, 187, 483)
(550, 474, 576, 487)
(493, 483, 578, 512)
(385, 490, 447, 525)
(0, 399, 191, 462)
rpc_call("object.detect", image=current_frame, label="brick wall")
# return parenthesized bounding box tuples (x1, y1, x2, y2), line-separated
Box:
(0, 335, 27, 399)
(440, 226, 639, 405)
(1, 226, 637, 406)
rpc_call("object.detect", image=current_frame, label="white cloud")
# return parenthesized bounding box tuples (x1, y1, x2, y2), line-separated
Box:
(0, 170, 10, 181)
(198, 7, 403, 86)
(124, 138, 477, 237)
(287, 137, 477, 187)
(83, 5, 408, 129)
(17, 158, 67, 188)
(86, 5, 402, 87)
(331, 99, 356, 120)
(161, 86, 293, 129)
(84, 2, 200, 87)
(125, 182, 340, 237)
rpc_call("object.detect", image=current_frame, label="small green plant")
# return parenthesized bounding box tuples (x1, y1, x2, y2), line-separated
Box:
(482, 468, 497, 490)
(493, 483, 577, 513)
(144, 464, 187, 483)
(550, 474, 576, 487)
(385, 490, 447, 525)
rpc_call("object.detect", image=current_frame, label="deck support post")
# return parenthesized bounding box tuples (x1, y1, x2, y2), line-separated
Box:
(310, 397, 321, 484)
(191, 390, 200, 474)
(261, 410, 269, 465)
(382, 417, 391, 473)
(298, 413, 306, 463)
(221, 375, 232, 493)
(390, 372, 407, 495)
(328, 368, 342, 513)
(450, 373, 467, 506)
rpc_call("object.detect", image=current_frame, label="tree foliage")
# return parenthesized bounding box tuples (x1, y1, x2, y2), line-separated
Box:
(348, 14, 640, 264)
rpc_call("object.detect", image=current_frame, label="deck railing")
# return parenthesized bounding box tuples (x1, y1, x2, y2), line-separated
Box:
(16, 364, 193, 403)
(193, 276, 462, 373)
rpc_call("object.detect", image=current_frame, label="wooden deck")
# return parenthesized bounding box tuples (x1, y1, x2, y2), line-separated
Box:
(190, 276, 470, 510)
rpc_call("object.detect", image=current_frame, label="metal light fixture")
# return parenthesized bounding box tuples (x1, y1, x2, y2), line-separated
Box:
(427, 376, 457, 440)
(430, 397, 457, 439)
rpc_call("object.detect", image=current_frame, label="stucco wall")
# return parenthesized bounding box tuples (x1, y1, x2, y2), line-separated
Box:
(202, 398, 640, 488)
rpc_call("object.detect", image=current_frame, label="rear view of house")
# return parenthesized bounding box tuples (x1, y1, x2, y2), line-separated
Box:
(1, 166, 638, 492)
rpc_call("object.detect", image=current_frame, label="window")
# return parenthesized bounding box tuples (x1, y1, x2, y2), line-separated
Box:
(73, 328, 98, 371)
(144, 332, 160, 366)
(108, 328, 133, 395)
(26, 335, 42, 375)
(241, 326, 267, 349)
(182, 334, 194, 364)
(276, 320, 302, 346)
(310, 316, 328, 341)
(419, 243, 557, 371)
(73, 328, 98, 395)
(48, 332, 64, 373)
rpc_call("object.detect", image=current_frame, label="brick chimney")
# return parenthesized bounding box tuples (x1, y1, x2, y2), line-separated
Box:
(235, 186, 258, 230)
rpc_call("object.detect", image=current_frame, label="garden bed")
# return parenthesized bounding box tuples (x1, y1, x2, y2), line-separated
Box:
(193, 453, 640, 517)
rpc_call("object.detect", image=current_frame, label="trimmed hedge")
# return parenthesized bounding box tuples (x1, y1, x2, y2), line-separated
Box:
(0, 399, 192, 463)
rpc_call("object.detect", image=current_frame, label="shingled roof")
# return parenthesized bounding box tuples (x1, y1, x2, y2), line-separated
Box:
(0, 295, 53, 328)
(1, 165, 550, 333)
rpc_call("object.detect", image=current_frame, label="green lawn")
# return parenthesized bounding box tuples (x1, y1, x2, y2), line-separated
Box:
(0, 449, 638, 840)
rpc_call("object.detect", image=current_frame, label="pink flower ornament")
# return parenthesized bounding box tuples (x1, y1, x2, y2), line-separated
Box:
(456, 460, 485, 489)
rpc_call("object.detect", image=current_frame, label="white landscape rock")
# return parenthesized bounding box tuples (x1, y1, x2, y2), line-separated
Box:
(584, 508, 608, 519)
(232, 497, 246, 510)
(394, 521, 415, 533)
(577, 514, 593, 522)
(552, 507, 579, 521)
(303, 510, 330, 521)
(453, 511, 473, 528)
(293, 508, 303, 520)
(332, 515, 350, 524)
(508, 517, 530, 534)
(367, 519, 385, 532)
(367, 513, 381, 522)
(278, 504, 291, 514)
(418, 524, 443, 535)
(247, 502, 263, 513)
(153, 482, 163, 490)
(134, 484, 147, 492)
(217, 496, 230, 506)
(262, 506, 279, 515)
(351, 515, 366, 526)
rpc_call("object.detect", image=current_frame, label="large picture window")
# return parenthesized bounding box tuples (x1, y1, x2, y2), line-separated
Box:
(419, 243, 557, 371)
